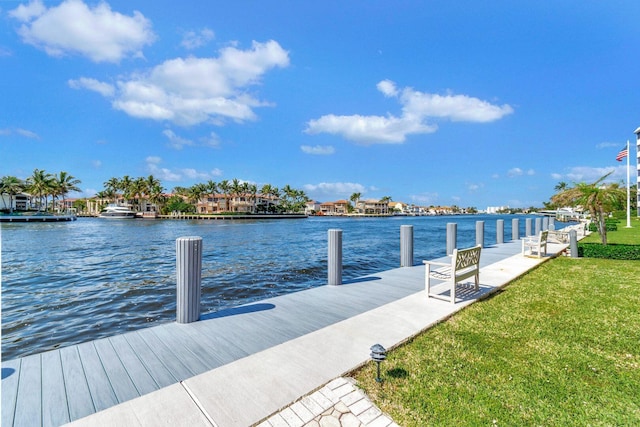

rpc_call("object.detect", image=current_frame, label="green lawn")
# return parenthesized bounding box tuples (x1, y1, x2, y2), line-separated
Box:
(581, 216, 640, 245)
(352, 256, 640, 426)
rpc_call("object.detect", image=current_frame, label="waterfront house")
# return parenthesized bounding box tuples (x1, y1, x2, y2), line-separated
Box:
(355, 199, 390, 215)
(0, 192, 34, 212)
(305, 200, 321, 215)
(319, 201, 336, 215)
(319, 201, 349, 215)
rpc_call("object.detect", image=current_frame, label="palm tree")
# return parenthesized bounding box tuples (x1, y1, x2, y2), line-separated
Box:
(147, 183, 166, 213)
(551, 172, 626, 245)
(130, 177, 147, 212)
(119, 175, 134, 205)
(218, 180, 231, 213)
(350, 192, 361, 214)
(145, 175, 161, 193)
(104, 177, 120, 204)
(53, 171, 81, 212)
(246, 183, 258, 213)
(187, 183, 207, 209)
(26, 169, 55, 211)
(554, 181, 569, 192)
(0, 175, 25, 213)
(230, 179, 246, 213)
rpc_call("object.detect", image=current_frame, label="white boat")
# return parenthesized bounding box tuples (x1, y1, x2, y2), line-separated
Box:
(99, 204, 136, 219)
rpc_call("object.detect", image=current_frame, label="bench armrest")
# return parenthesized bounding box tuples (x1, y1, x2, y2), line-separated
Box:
(422, 260, 450, 267)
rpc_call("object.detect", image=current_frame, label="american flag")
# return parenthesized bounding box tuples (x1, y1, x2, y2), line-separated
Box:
(616, 146, 628, 162)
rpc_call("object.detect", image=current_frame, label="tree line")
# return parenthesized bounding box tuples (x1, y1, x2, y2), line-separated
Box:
(98, 176, 309, 214)
(0, 169, 81, 213)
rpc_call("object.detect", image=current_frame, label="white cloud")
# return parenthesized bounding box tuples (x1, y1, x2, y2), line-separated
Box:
(92, 160, 102, 168)
(200, 132, 221, 148)
(0, 128, 40, 139)
(527, 169, 535, 176)
(376, 79, 398, 97)
(596, 141, 621, 149)
(76, 40, 289, 126)
(553, 166, 625, 183)
(401, 89, 513, 123)
(305, 80, 513, 144)
(181, 28, 215, 50)
(507, 167, 523, 177)
(467, 182, 484, 192)
(9, 0, 155, 63)
(145, 156, 222, 182)
(68, 77, 115, 97)
(15, 128, 39, 139)
(410, 192, 439, 205)
(163, 129, 193, 150)
(306, 114, 436, 144)
(302, 182, 366, 197)
(300, 145, 335, 155)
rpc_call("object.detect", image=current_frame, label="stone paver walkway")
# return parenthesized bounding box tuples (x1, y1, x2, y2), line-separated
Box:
(258, 378, 397, 427)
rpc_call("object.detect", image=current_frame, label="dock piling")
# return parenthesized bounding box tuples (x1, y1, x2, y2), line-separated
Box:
(535, 217, 542, 235)
(400, 225, 414, 267)
(328, 229, 343, 286)
(512, 218, 519, 241)
(496, 219, 504, 244)
(476, 221, 485, 247)
(569, 230, 578, 257)
(446, 223, 457, 255)
(176, 236, 202, 323)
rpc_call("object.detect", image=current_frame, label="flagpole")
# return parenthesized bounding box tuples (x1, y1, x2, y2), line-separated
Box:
(626, 139, 631, 228)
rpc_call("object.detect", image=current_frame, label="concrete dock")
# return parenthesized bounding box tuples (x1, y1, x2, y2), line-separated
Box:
(2, 233, 576, 427)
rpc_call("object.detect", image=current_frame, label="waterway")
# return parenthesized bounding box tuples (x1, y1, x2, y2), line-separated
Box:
(1, 214, 550, 360)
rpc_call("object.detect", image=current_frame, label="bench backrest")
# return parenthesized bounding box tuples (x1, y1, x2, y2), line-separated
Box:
(540, 230, 549, 242)
(453, 245, 482, 271)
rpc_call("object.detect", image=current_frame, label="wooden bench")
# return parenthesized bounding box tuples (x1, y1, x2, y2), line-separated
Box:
(423, 245, 482, 304)
(547, 230, 569, 243)
(522, 230, 548, 258)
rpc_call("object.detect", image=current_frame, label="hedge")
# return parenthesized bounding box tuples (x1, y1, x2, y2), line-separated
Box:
(578, 243, 640, 260)
(588, 221, 618, 232)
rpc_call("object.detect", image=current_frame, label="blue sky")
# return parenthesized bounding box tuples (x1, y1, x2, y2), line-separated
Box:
(1, 0, 639, 209)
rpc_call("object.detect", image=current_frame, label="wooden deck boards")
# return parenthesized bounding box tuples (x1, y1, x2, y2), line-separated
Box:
(1, 241, 524, 427)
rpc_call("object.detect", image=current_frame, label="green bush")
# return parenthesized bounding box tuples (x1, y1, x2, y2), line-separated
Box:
(578, 243, 640, 260)
(588, 221, 618, 232)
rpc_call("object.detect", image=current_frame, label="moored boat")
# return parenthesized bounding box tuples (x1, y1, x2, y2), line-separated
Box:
(99, 204, 136, 219)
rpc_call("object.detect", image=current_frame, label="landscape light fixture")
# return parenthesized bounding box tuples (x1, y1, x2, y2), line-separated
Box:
(370, 343, 387, 383)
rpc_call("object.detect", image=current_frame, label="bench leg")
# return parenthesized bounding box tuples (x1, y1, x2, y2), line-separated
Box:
(425, 264, 431, 296)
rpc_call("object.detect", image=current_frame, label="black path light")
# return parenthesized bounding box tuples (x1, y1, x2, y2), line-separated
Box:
(370, 343, 387, 383)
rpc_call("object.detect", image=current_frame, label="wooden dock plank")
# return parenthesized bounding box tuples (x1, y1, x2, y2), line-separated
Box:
(180, 322, 250, 366)
(59, 346, 94, 421)
(75, 342, 118, 412)
(92, 338, 140, 403)
(122, 331, 177, 389)
(1, 358, 21, 427)
(198, 312, 288, 355)
(41, 351, 70, 427)
(159, 323, 230, 368)
(146, 326, 210, 377)
(107, 334, 159, 396)
(135, 328, 198, 381)
(13, 354, 41, 427)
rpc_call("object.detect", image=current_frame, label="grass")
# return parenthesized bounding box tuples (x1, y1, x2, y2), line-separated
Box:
(581, 216, 640, 245)
(351, 256, 640, 426)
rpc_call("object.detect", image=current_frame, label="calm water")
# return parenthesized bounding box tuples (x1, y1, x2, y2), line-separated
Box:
(1, 214, 545, 360)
